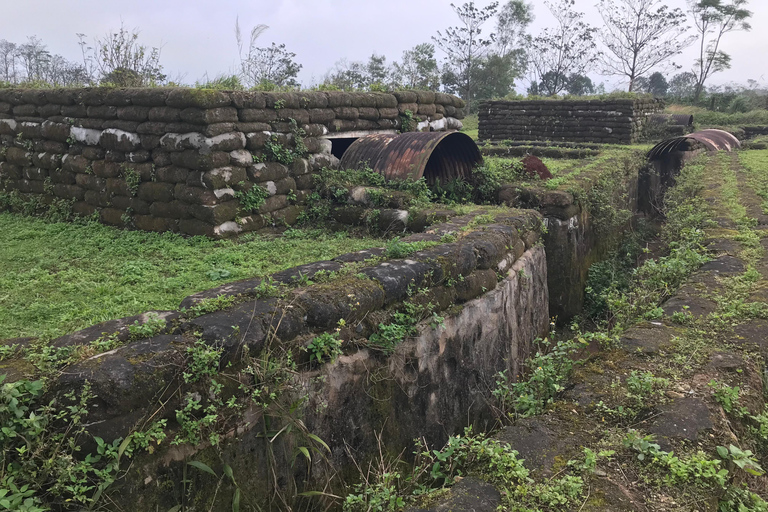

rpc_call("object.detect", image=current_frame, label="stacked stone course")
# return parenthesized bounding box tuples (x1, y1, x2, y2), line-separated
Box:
(0, 88, 464, 237)
(478, 98, 664, 144)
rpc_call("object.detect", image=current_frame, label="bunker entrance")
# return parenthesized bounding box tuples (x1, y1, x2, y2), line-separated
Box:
(337, 131, 482, 186)
(330, 138, 358, 160)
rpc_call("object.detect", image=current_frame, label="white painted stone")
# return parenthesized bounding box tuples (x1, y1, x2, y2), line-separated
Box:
(215, 221, 243, 237)
(70, 126, 102, 145)
(213, 188, 235, 200)
(229, 149, 252, 167)
(0, 119, 17, 133)
(429, 118, 447, 131)
(318, 138, 332, 154)
(101, 128, 140, 149)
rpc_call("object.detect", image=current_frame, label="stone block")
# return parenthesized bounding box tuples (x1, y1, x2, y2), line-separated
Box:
(111, 196, 151, 215)
(174, 184, 229, 205)
(87, 105, 117, 119)
(130, 88, 170, 107)
(156, 165, 189, 183)
(38, 104, 62, 117)
(258, 194, 288, 213)
(325, 92, 353, 108)
(230, 91, 266, 109)
(169, 150, 230, 171)
(5, 148, 31, 167)
(202, 166, 247, 189)
(180, 107, 238, 125)
(100, 207, 127, 226)
(137, 181, 175, 203)
(61, 154, 89, 173)
(134, 215, 179, 232)
(106, 177, 132, 197)
(239, 109, 277, 123)
(179, 218, 215, 236)
(189, 201, 239, 224)
(99, 129, 141, 151)
(247, 162, 290, 182)
(166, 88, 231, 109)
(150, 200, 192, 219)
(137, 122, 168, 135)
(92, 160, 121, 178)
(41, 120, 71, 142)
(117, 106, 151, 122)
(53, 183, 85, 201)
(49, 168, 76, 184)
(31, 152, 62, 170)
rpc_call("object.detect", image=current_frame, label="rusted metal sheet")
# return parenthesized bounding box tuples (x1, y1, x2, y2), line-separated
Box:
(339, 131, 483, 185)
(647, 129, 741, 160)
(649, 114, 694, 126)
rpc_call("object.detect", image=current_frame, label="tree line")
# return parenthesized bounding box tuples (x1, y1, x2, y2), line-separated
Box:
(0, 0, 754, 111)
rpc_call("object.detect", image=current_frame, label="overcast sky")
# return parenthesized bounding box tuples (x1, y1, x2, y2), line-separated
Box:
(1, 0, 766, 91)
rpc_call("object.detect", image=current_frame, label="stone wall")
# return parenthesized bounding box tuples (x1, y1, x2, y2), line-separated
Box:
(0, 88, 465, 237)
(478, 98, 664, 144)
(497, 153, 641, 321)
(4, 209, 546, 510)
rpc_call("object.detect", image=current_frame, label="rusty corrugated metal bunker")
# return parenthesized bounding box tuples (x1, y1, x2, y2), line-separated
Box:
(338, 132, 483, 185)
(640, 129, 741, 215)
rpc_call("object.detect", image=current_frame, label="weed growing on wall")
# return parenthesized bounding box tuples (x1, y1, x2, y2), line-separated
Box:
(399, 109, 415, 133)
(493, 336, 586, 417)
(305, 332, 342, 364)
(0, 378, 165, 509)
(260, 118, 307, 165)
(121, 167, 141, 196)
(234, 182, 269, 213)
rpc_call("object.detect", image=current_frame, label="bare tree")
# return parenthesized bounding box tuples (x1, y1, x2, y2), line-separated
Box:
(17, 36, 50, 83)
(433, 1, 499, 111)
(688, 0, 752, 101)
(0, 40, 19, 83)
(528, 0, 597, 96)
(496, 0, 533, 57)
(597, 0, 695, 92)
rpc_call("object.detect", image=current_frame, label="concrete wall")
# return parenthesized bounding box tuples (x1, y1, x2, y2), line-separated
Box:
(478, 98, 664, 144)
(0, 88, 465, 237)
(14, 209, 547, 510)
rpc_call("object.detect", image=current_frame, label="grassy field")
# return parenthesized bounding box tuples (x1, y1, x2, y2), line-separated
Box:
(460, 114, 478, 140)
(483, 145, 646, 191)
(0, 215, 383, 341)
(665, 104, 768, 129)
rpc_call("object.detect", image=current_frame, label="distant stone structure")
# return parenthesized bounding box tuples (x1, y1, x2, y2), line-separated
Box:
(0, 88, 464, 237)
(478, 98, 664, 144)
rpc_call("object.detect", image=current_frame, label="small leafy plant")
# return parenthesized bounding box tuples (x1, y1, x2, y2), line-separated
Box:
(305, 332, 343, 364)
(234, 183, 269, 213)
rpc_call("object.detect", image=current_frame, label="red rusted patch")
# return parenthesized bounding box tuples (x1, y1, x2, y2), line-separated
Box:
(521, 155, 552, 181)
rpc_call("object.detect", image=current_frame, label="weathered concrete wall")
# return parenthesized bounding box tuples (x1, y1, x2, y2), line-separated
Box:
(4, 210, 546, 510)
(0, 88, 465, 237)
(498, 156, 640, 321)
(478, 98, 664, 144)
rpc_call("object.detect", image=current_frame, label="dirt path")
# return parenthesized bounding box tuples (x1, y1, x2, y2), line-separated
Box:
(416, 151, 768, 511)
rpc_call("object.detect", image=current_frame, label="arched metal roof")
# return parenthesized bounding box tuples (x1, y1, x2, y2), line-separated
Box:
(647, 129, 741, 160)
(339, 131, 483, 185)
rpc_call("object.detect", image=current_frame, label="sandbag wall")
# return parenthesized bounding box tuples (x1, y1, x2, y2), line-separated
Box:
(478, 98, 664, 144)
(0, 88, 465, 237)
